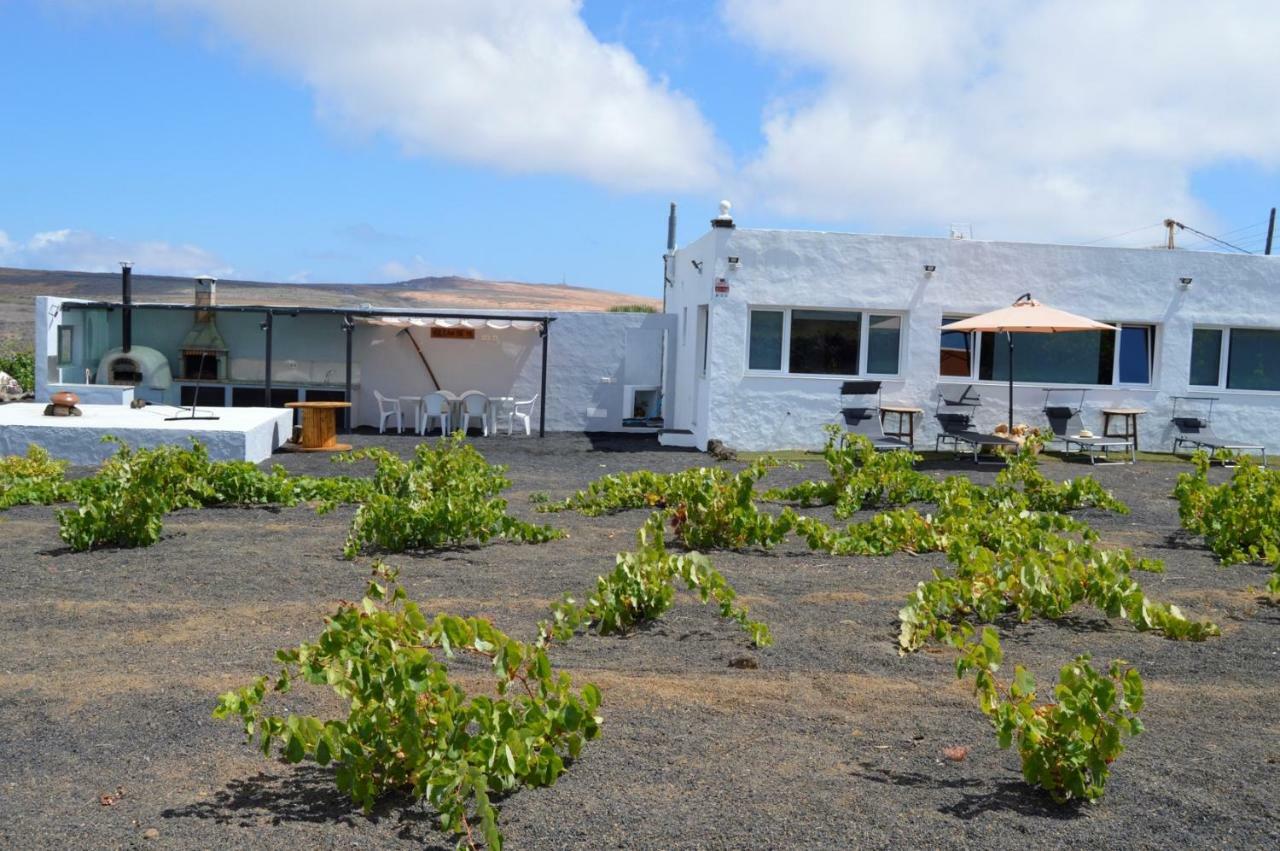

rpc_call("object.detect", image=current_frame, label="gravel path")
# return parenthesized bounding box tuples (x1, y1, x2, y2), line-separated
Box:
(0, 434, 1276, 849)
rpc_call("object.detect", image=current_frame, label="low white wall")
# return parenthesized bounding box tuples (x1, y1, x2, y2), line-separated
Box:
(0, 404, 292, 464)
(47, 383, 134, 405)
(667, 228, 1280, 453)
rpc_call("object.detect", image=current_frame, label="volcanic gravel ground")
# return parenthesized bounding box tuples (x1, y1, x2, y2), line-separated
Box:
(0, 433, 1276, 849)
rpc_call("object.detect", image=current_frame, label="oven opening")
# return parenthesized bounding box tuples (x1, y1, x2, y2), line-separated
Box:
(183, 352, 219, 380)
(110, 359, 142, 385)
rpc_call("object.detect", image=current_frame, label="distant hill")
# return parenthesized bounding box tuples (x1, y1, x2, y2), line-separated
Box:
(0, 267, 660, 348)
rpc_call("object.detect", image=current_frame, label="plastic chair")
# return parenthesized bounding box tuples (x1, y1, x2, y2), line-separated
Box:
(504, 394, 539, 436)
(374, 391, 403, 434)
(458, 391, 490, 437)
(419, 392, 451, 436)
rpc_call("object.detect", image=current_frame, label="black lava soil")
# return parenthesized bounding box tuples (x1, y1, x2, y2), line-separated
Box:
(1, 433, 1277, 849)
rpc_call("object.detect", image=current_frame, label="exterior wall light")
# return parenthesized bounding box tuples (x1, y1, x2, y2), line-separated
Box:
(924, 265, 937, 273)
(1180, 277, 1193, 289)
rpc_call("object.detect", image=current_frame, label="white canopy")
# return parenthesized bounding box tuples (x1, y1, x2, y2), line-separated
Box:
(359, 317, 542, 331)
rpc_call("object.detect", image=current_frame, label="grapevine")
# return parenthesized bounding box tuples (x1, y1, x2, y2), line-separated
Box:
(539, 513, 772, 648)
(215, 564, 601, 850)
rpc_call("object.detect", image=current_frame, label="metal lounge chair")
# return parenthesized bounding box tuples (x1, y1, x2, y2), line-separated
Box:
(839, 381, 911, 451)
(1042, 390, 1134, 464)
(1170, 397, 1266, 466)
(934, 386, 1018, 463)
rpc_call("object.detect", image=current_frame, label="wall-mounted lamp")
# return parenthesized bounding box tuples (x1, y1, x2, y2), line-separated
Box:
(923, 264, 937, 274)
(1179, 277, 1193, 289)
(727, 256, 740, 268)
(691, 259, 704, 273)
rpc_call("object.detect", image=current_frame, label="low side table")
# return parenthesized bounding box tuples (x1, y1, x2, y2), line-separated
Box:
(286, 401, 352, 452)
(879, 405, 924, 450)
(1102, 408, 1146, 453)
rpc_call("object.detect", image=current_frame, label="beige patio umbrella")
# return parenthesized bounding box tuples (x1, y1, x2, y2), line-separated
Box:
(940, 294, 1115, 431)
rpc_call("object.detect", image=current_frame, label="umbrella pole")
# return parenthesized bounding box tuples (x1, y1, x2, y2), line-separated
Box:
(1007, 331, 1014, 430)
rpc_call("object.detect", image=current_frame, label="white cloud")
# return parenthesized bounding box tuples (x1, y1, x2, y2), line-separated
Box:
(150, 0, 721, 192)
(723, 0, 1280, 243)
(0, 228, 231, 277)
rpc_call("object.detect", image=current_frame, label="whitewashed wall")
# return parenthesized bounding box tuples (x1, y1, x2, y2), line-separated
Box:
(666, 228, 1280, 453)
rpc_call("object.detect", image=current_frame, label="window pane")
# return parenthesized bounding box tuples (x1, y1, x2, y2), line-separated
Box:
(1117, 325, 1153, 384)
(867, 314, 901, 374)
(940, 317, 972, 377)
(978, 330, 1114, 384)
(747, 310, 783, 370)
(1226, 328, 1280, 391)
(1189, 328, 1222, 386)
(789, 310, 861, 375)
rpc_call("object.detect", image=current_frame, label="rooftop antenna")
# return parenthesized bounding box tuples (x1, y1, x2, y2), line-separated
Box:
(1266, 207, 1275, 256)
(1164, 218, 1177, 249)
(666, 202, 677, 252)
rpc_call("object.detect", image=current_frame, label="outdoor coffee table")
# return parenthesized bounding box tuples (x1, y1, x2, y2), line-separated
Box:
(285, 401, 352, 451)
(879, 405, 924, 450)
(1102, 408, 1146, 453)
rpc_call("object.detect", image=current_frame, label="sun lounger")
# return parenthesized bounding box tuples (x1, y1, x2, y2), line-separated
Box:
(838, 381, 911, 451)
(1042, 396, 1134, 464)
(1170, 397, 1266, 465)
(934, 410, 1019, 463)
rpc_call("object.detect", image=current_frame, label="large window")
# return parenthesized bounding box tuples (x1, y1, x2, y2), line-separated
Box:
(944, 320, 1155, 386)
(1193, 326, 1280, 391)
(747, 307, 903, 377)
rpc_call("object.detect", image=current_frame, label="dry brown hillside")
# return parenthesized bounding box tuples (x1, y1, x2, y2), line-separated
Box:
(0, 267, 659, 348)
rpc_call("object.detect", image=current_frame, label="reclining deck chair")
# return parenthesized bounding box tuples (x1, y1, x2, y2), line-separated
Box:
(839, 381, 911, 452)
(1042, 390, 1135, 464)
(934, 385, 1018, 463)
(1170, 397, 1266, 466)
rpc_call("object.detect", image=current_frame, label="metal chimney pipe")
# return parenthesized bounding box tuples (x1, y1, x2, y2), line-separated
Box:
(666, 202, 677, 252)
(120, 262, 133, 353)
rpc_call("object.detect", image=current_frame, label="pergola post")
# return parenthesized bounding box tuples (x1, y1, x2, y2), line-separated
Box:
(263, 311, 273, 405)
(539, 320, 549, 438)
(343, 314, 354, 433)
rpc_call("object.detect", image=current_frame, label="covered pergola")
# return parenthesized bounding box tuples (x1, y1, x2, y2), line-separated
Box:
(59, 301, 556, 436)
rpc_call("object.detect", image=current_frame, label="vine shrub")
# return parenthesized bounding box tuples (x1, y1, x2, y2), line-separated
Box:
(994, 439, 1129, 514)
(54, 439, 371, 550)
(1174, 450, 1280, 597)
(542, 461, 794, 550)
(58, 439, 218, 549)
(764, 426, 938, 518)
(0, 346, 35, 392)
(215, 565, 601, 850)
(0, 446, 76, 509)
(337, 434, 561, 558)
(956, 627, 1144, 803)
(539, 513, 772, 648)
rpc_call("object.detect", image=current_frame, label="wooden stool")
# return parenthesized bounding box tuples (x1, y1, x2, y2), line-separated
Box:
(1102, 408, 1146, 453)
(879, 405, 924, 450)
(286, 401, 352, 451)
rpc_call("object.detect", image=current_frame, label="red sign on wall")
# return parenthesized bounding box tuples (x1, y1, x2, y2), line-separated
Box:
(714, 278, 730, 297)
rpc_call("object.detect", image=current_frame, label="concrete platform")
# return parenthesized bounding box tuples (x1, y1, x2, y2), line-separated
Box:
(0, 403, 294, 465)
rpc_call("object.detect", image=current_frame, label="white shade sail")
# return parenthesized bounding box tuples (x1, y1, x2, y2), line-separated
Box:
(359, 317, 542, 331)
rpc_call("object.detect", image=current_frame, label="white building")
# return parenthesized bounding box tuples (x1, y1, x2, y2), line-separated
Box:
(661, 203, 1280, 453)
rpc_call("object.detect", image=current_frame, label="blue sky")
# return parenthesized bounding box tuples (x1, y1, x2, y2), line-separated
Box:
(2, 1, 1278, 297)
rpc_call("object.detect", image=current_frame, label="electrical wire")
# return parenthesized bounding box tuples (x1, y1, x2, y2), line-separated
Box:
(1170, 220, 1254, 254)
(1076, 222, 1164, 246)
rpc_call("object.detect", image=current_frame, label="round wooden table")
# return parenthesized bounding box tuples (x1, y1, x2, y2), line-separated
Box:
(285, 401, 352, 451)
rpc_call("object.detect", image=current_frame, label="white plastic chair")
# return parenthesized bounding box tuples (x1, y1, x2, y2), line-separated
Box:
(419, 392, 451, 436)
(458, 391, 489, 437)
(374, 391, 403, 434)
(505, 394, 539, 436)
